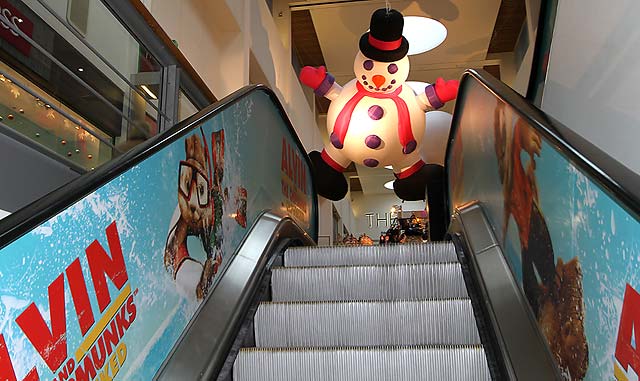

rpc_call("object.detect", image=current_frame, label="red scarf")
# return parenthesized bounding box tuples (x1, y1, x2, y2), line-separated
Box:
(333, 82, 415, 149)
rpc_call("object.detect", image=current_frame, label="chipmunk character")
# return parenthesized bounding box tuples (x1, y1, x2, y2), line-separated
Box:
(494, 104, 588, 380)
(164, 130, 222, 300)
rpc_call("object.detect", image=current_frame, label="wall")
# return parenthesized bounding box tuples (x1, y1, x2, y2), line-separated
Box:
(334, 194, 355, 236)
(144, 0, 323, 153)
(351, 193, 425, 239)
(541, 0, 640, 174)
(317, 197, 332, 245)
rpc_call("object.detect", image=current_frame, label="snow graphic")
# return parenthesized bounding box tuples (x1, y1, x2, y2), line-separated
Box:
(0, 90, 315, 380)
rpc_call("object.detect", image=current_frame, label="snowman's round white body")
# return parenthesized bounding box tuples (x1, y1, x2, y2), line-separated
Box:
(321, 51, 437, 174)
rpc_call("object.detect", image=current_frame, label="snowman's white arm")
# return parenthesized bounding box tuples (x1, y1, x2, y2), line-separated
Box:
(415, 83, 444, 112)
(313, 72, 343, 101)
(324, 82, 343, 101)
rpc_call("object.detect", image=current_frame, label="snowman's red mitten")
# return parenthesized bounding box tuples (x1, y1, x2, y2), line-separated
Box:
(434, 78, 459, 103)
(425, 78, 459, 109)
(300, 66, 335, 97)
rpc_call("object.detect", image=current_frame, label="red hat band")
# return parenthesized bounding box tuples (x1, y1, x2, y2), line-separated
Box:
(368, 34, 402, 51)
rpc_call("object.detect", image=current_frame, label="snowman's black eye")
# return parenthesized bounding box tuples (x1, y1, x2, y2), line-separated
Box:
(363, 60, 374, 70)
(387, 64, 398, 74)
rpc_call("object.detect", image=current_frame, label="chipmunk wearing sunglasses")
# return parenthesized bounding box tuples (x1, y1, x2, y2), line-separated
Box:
(164, 132, 222, 300)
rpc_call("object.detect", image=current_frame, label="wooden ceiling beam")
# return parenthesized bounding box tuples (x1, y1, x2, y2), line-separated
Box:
(487, 0, 527, 54)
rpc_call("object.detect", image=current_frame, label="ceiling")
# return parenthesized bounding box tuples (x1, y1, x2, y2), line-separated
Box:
(290, 0, 526, 197)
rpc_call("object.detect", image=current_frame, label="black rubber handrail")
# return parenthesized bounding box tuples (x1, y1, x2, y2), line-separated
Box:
(0, 85, 319, 248)
(445, 69, 640, 221)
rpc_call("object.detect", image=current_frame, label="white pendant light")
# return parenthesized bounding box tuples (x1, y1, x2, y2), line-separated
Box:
(404, 16, 447, 56)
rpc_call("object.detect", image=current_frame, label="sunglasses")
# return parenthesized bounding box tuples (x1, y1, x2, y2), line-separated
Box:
(178, 160, 210, 207)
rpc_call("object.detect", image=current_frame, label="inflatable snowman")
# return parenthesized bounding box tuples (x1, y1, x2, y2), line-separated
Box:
(300, 8, 459, 201)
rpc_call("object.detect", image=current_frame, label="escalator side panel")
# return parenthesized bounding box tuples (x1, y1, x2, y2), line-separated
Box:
(0, 86, 317, 381)
(447, 70, 640, 381)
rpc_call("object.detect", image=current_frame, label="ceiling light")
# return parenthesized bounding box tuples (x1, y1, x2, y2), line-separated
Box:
(403, 16, 447, 56)
(384, 165, 393, 170)
(77, 68, 84, 72)
(140, 84, 158, 100)
(384, 180, 394, 190)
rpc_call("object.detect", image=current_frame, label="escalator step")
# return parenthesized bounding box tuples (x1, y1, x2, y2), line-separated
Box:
(254, 299, 480, 348)
(284, 242, 457, 267)
(233, 346, 491, 381)
(271, 263, 468, 302)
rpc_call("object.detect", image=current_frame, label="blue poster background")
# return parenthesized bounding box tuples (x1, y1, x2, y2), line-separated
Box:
(0, 90, 314, 380)
(448, 80, 640, 380)
(448, 82, 640, 381)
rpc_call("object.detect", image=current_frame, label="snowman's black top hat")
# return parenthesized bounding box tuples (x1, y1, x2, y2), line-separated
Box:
(359, 8, 409, 62)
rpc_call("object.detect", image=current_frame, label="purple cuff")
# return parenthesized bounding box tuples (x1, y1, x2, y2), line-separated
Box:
(425, 84, 444, 109)
(315, 73, 335, 97)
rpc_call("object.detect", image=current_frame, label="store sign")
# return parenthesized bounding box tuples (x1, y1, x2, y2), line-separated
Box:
(0, 0, 34, 56)
(364, 212, 391, 228)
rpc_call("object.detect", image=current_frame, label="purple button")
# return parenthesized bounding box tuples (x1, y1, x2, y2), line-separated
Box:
(368, 105, 383, 120)
(365, 135, 382, 149)
(403, 140, 417, 154)
(330, 132, 343, 149)
(363, 158, 379, 167)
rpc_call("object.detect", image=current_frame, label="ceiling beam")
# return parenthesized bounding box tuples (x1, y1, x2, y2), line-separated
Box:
(289, 0, 385, 11)
(487, 0, 527, 54)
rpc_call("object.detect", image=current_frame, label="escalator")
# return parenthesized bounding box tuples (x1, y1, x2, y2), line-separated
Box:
(1, 69, 639, 381)
(232, 242, 490, 380)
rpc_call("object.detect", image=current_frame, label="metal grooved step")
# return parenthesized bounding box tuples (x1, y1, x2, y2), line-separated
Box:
(271, 263, 468, 302)
(254, 299, 480, 348)
(284, 242, 458, 267)
(233, 346, 491, 381)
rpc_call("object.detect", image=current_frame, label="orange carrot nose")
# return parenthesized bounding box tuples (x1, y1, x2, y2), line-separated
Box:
(372, 75, 386, 88)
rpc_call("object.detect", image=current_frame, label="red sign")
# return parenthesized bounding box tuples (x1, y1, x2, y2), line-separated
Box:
(0, 0, 34, 56)
(614, 284, 640, 380)
(0, 221, 137, 381)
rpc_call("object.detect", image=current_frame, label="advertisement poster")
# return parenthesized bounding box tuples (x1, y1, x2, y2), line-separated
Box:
(448, 79, 640, 381)
(0, 89, 315, 381)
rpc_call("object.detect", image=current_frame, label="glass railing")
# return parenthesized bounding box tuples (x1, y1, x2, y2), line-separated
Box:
(0, 0, 173, 170)
(447, 69, 640, 381)
(0, 65, 114, 169)
(0, 85, 317, 380)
